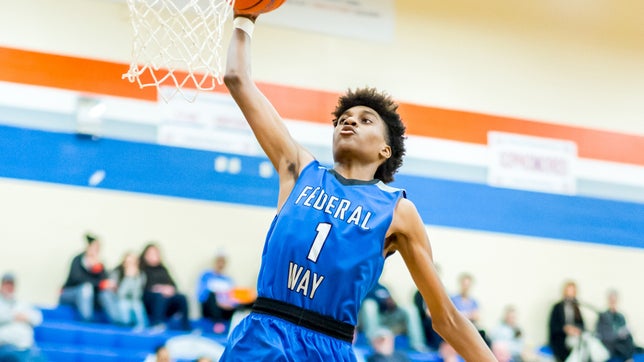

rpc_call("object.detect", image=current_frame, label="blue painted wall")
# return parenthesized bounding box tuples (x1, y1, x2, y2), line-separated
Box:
(1, 125, 642, 248)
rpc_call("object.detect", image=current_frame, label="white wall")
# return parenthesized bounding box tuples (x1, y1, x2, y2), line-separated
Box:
(1, 0, 643, 351)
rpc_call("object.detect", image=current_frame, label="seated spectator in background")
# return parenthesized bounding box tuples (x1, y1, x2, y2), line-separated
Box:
(413, 289, 442, 351)
(360, 282, 428, 352)
(450, 273, 480, 326)
(140, 243, 190, 331)
(359, 282, 408, 338)
(437, 272, 488, 362)
(490, 305, 524, 362)
(111, 251, 147, 330)
(438, 342, 463, 362)
(0, 273, 43, 362)
(548, 280, 585, 362)
(596, 289, 634, 362)
(59, 233, 120, 323)
(451, 273, 491, 346)
(367, 327, 410, 362)
(144, 344, 173, 362)
(142, 335, 225, 362)
(196, 250, 253, 328)
(491, 341, 514, 362)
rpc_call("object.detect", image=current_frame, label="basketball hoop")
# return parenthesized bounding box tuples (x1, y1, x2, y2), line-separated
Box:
(123, 0, 235, 102)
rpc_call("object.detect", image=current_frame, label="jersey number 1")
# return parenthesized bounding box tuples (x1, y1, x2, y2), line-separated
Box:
(307, 222, 331, 263)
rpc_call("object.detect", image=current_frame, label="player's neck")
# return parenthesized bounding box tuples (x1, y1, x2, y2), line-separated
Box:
(332, 162, 378, 181)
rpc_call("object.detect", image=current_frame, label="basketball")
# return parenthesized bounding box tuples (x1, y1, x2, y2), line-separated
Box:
(233, 0, 286, 15)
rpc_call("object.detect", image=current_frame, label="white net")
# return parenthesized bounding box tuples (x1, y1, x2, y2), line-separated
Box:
(123, 0, 234, 102)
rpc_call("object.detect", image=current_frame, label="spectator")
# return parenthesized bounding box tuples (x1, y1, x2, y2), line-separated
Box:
(450, 273, 480, 326)
(59, 232, 120, 323)
(360, 283, 428, 352)
(413, 289, 442, 351)
(0, 273, 43, 362)
(367, 327, 410, 362)
(436, 273, 489, 362)
(438, 342, 463, 362)
(156, 345, 171, 362)
(491, 341, 514, 362)
(596, 289, 634, 362)
(111, 251, 147, 330)
(490, 305, 524, 362)
(548, 280, 585, 362)
(140, 243, 190, 331)
(196, 250, 253, 327)
(144, 344, 173, 362)
(451, 273, 491, 347)
(359, 282, 408, 338)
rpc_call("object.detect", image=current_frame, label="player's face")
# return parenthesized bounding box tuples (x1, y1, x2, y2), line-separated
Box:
(332, 106, 391, 164)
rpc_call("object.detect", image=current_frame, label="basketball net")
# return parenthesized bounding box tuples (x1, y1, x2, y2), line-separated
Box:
(123, 0, 234, 102)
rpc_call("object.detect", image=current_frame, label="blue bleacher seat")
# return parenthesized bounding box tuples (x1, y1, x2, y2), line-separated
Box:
(76, 327, 120, 348)
(537, 345, 553, 356)
(76, 349, 120, 362)
(38, 343, 80, 362)
(114, 331, 167, 352)
(40, 305, 77, 321)
(35, 323, 79, 345)
(394, 334, 410, 350)
(408, 351, 442, 362)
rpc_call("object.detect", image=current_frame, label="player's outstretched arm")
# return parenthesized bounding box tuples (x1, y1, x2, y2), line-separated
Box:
(223, 15, 313, 207)
(388, 199, 496, 362)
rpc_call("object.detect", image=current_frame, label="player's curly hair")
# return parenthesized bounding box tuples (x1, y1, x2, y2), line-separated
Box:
(332, 87, 406, 183)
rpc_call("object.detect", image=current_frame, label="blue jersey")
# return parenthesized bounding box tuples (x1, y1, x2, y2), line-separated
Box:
(256, 160, 405, 326)
(222, 160, 406, 361)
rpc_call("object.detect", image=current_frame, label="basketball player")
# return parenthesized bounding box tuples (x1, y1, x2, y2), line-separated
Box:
(220, 13, 496, 362)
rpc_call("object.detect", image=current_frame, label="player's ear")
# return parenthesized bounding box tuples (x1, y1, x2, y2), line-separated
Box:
(380, 145, 392, 159)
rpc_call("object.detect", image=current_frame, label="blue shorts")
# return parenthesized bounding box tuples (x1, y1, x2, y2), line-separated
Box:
(220, 312, 358, 362)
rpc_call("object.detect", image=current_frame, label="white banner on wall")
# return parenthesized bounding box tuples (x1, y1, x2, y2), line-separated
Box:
(262, 0, 395, 42)
(487, 131, 578, 195)
(156, 88, 262, 155)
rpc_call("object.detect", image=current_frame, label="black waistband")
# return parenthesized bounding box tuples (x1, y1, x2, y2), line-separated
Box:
(252, 297, 355, 343)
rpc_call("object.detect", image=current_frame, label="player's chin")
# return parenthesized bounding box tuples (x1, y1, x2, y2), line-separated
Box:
(333, 139, 360, 153)
(336, 144, 373, 161)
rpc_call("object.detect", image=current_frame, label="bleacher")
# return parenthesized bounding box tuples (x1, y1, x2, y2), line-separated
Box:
(33, 306, 643, 362)
(34, 305, 444, 362)
(35, 306, 228, 362)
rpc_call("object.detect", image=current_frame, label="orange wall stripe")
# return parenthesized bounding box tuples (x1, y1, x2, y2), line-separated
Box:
(1, 46, 643, 166)
(394, 103, 644, 166)
(0, 47, 157, 101)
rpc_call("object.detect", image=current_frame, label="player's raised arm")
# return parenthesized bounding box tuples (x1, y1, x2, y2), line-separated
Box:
(223, 15, 313, 203)
(388, 198, 496, 362)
